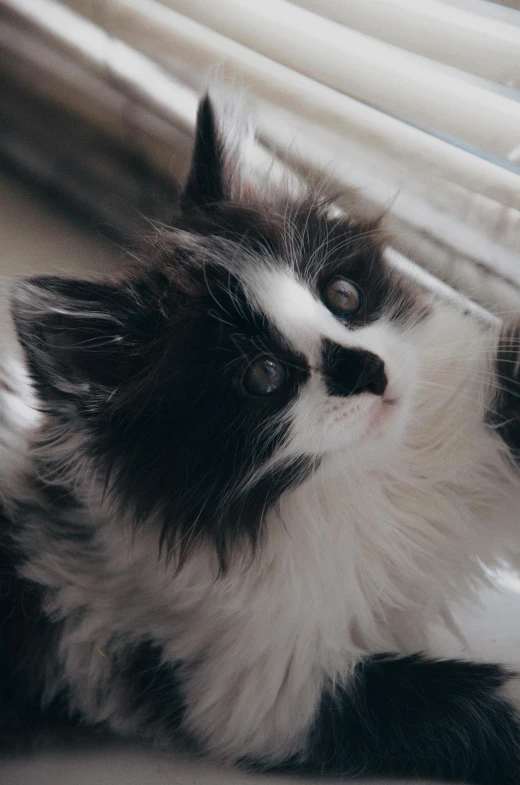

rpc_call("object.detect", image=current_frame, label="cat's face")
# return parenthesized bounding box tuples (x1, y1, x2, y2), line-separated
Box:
(12, 95, 428, 567)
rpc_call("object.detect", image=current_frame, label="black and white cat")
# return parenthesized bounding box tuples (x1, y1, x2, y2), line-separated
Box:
(2, 94, 520, 783)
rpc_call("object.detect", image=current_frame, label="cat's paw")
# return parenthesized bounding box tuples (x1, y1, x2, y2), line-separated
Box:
(491, 320, 520, 460)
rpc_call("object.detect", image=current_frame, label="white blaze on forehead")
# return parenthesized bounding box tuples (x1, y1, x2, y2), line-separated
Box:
(245, 268, 350, 359)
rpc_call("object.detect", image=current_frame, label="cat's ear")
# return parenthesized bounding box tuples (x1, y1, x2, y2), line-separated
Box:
(181, 92, 253, 210)
(11, 276, 156, 401)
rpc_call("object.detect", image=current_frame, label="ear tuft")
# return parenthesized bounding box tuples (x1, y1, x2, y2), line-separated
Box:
(181, 91, 255, 210)
(11, 276, 145, 401)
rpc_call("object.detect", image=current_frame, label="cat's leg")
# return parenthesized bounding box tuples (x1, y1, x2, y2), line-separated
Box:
(117, 647, 520, 783)
(295, 654, 520, 784)
(83, 643, 520, 783)
(489, 319, 520, 461)
(0, 523, 75, 747)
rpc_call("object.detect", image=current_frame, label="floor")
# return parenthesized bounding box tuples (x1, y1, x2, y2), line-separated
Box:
(1, 172, 520, 784)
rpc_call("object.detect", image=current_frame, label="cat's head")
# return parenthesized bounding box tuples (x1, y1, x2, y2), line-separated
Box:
(12, 94, 428, 568)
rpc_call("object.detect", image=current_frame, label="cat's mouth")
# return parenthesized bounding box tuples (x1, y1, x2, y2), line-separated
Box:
(367, 394, 400, 436)
(324, 391, 400, 441)
(318, 390, 401, 453)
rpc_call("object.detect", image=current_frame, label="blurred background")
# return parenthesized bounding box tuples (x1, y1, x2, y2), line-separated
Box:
(1, 0, 520, 315)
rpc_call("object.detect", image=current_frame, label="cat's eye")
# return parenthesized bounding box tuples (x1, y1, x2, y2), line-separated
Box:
(242, 357, 287, 396)
(324, 278, 361, 318)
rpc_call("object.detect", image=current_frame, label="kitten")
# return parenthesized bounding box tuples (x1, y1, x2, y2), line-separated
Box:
(2, 93, 520, 783)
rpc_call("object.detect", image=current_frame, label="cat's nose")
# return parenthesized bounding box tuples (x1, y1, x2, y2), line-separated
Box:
(323, 344, 387, 397)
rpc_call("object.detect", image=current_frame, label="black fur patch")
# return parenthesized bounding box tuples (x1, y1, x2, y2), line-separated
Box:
(301, 654, 520, 784)
(0, 504, 76, 748)
(489, 320, 520, 461)
(181, 95, 229, 209)
(118, 641, 185, 738)
(13, 270, 317, 570)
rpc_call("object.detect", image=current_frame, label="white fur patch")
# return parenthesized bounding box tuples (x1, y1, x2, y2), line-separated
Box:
(246, 268, 340, 360)
(244, 266, 363, 360)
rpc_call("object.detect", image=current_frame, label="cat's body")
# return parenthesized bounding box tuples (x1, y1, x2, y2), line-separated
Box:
(3, 95, 520, 782)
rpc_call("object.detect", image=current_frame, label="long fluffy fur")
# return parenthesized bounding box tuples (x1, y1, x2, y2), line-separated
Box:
(2, 93, 520, 783)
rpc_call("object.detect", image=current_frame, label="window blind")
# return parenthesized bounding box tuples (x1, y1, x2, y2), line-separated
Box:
(1, 0, 519, 316)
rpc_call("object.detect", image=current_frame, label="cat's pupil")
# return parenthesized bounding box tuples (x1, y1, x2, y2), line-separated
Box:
(243, 357, 286, 396)
(325, 278, 361, 317)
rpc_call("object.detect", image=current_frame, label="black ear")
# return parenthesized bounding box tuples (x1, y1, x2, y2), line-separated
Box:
(181, 92, 252, 210)
(11, 276, 155, 402)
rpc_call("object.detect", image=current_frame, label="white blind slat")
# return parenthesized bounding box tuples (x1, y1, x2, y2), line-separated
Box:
(155, 0, 520, 159)
(293, 0, 520, 88)
(57, 0, 520, 215)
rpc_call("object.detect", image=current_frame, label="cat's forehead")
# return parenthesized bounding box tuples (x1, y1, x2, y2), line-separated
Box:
(241, 266, 356, 361)
(174, 196, 408, 358)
